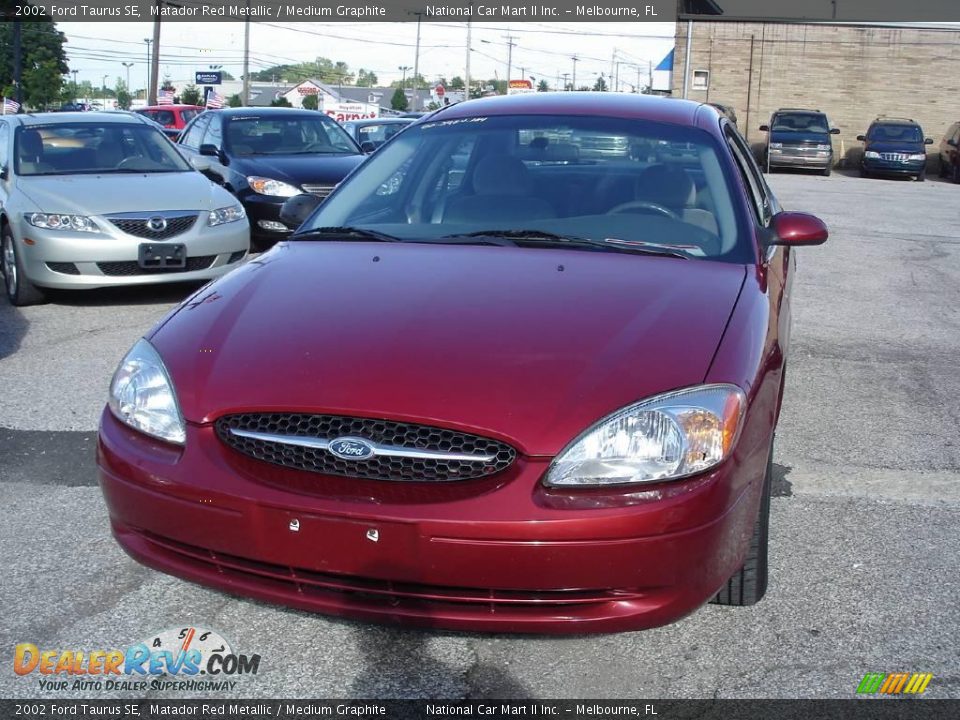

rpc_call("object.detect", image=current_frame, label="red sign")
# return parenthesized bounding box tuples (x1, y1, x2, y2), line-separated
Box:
(434, 84, 445, 98)
(323, 102, 380, 123)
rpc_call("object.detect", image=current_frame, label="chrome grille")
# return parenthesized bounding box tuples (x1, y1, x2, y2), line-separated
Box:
(301, 184, 336, 199)
(880, 152, 910, 162)
(215, 413, 516, 482)
(107, 213, 199, 240)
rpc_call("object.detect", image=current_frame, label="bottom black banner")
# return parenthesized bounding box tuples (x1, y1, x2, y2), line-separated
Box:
(2, 700, 958, 720)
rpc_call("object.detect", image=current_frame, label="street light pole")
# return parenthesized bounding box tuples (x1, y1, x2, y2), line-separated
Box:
(71, 69, 79, 102)
(102, 74, 109, 109)
(143, 38, 152, 101)
(410, 11, 423, 111)
(399, 65, 411, 89)
(122, 62, 134, 93)
(571, 55, 578, 91)
(465, 8, 472, 101)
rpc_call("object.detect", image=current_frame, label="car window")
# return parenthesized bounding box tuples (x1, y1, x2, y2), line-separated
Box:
(154, 110, 176, 126)
(725, 127, 771, 227)
(771, 113, 829, 134)
(180, 109, 199, 124)
(204, 115, 223, 150)
(224, 115, 357, 156)
(14, 122, 192, 176)
(867, 124, 923, 142)
(302, 114, 747, 262)
(180, 114, 211, 149)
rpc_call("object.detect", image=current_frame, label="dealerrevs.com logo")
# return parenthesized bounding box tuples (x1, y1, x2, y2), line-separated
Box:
(14, 626, 261, 692)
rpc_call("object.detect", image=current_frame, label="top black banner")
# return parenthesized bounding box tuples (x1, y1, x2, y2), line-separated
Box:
(2, 0, 960, 22)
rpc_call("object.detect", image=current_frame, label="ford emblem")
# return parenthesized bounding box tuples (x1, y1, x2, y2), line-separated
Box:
(328, 437, 375, 460)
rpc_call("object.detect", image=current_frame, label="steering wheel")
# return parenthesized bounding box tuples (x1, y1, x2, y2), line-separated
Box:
(606, 200, 679, 219)
(302, 141, 333, 153)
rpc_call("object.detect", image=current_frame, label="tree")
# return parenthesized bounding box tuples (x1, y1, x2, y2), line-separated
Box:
(593, 76, 608, 92)
(221, 70, 236, 81)
(270, 96, 292, 107)
(301, 94, 319, 110)
(390, 73, 425, 89)
(228, 93, 243, 107)
(449, 76, 465, 90)
(537, 80, 550, 92)
(356, 69, 378, 87)
(180, 84, 201, 106)
(0, 18, 69, 109)
(161, 78, 175, 91)
(249, 57, 354, 85)
(390, 87, 408, 111)
(115, 78, 132, 110)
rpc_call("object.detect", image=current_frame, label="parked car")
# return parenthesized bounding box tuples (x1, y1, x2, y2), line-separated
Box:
(857, 117, 933, 181)
(56, 102, 90, 112)
(936, 121, 960, 182)
(759, 108, 839, 175)
(176, 107, 365, 250)
(136, 105, 204, 140)
(341, 117, 414, 153)
(0, 112, 249, 306)
(98, 94, 828, 633)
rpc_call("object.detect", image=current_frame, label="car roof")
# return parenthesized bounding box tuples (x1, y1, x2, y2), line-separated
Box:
(427, 92, 714, 128)
(16, 111, 154, 127)
(871, 117, 919, 126)
(138, 105, 204, 111)
(213, 107, 330, 117)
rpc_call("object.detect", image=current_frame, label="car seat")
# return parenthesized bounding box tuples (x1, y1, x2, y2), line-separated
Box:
(17, 129, 54, 173)
(634, 164, 719, 237)
(442, 155, 557, 224)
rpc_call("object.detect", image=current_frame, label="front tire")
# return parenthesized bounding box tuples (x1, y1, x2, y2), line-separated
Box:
(710, 440, 772, 607)
(821, 166, 832, 177)
(916, 171, 926, 182)
(2, 225, 47, 307)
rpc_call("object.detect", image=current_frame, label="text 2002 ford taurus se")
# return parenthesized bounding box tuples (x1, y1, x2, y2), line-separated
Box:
(97, 94, 827, 633)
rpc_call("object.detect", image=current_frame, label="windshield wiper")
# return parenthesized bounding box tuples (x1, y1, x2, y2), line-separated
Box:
(436, 229, 689, 258)
(291, 226, 404, 243)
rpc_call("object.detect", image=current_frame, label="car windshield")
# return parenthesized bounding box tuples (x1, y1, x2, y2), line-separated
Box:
(771, 113, 829, 134)
(356, 123, 409, 144)
(299, 113, 746, 262)
(14, 122, 192, 176)
(224, 115, 357, 156)
(867, 124, 923, 142)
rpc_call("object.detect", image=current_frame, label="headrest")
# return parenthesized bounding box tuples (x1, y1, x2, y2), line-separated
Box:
(636, 164, 695, 209)
(472, 154, 531, 195)
(20, 129, 44, 157)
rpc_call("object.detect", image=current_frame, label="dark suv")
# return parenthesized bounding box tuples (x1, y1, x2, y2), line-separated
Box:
(857, 117, 933, 181)
(759, 109, 839, 176)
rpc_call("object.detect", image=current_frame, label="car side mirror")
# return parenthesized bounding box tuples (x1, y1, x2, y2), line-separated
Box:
(948, 139, 958, 147)
(758, 124, 769, 132)
(856, 135, 866, 142)
(199, 143, 220, 158)
(360, 141, 377, 154)
(0, 165, 7, 181)
(189, 155, 212, 172)
(279, 193, 322, 230)
(924, 138, 934, 145)
(767, 211, 828, 247)
(830, 127, 841, 135)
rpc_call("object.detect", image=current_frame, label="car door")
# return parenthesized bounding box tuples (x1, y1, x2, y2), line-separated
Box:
(0, 121, 10, 211)
(195, 113, 236, 189)
(178, 113, 211, 157)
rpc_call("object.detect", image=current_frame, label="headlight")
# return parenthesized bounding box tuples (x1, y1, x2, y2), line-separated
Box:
(108, 339, 185, 445)
(246, 176, 300, 197)
(816, 144, 832, 151)
(865, 151, 881, 159)
(24, 213, 100, 233)
(208, 204, 246, 227)
(544, 384, 746, 487)
(908, 153, 927, 161)
(768, 142, 783, 149)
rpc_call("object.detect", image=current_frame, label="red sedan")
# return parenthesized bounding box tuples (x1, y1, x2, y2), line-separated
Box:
(98, 93, 827, 633)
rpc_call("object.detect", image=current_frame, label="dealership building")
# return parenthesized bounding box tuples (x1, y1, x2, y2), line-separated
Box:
(671, 22, 960, 165)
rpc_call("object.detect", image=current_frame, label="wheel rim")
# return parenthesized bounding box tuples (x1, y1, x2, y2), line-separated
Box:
(2, 235, 17, 298)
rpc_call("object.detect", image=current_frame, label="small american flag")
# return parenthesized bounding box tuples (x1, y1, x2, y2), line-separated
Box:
(157, 90, 175, 105)
(206, 90, 224, 109)
(2, 97, 21, 114)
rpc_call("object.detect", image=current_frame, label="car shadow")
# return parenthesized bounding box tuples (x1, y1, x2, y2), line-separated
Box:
(0, 301, 29, 360)
(43, 281, 209, 308)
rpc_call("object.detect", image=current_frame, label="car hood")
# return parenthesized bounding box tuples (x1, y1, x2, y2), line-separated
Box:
(152, 243, 746, 456)
(770, 131, 830, 145)
(228, 153, 364, 186)
(17, 172, 232, 215)
(865, 140, 925, 153)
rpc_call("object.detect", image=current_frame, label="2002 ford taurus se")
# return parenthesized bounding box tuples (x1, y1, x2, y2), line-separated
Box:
(98, 94, 828, 633)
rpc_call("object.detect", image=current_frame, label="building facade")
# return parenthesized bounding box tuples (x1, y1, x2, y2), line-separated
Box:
(672, 22, 960, 166)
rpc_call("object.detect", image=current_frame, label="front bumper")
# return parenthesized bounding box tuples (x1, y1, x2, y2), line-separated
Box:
(97, 410, 765, 633)
(238, 193, 295, 240)
(862, 158, 925, 176)
(16, 216, 249, 290)
(768, 149, 832, 170)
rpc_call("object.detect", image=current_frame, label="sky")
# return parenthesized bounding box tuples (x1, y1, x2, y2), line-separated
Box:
(56, 20, 677, 93)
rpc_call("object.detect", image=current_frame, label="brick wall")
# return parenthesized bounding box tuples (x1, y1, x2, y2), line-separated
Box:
(672, 22, 960, 168)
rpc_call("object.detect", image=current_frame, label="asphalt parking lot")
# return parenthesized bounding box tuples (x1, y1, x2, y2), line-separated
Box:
(1, 170, 959, 700)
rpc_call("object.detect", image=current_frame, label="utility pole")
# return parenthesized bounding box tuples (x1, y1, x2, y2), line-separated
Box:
(682, 19, 693, 99)
(561, 72, 570, 91)
(609, 48, 616, 92)
(410, 11, 423, 111)
(143, 38, 152, 101)
(13, 20, 22, 105)
(571, 55, 578, 91)
(71, 69, 79, 102)
(504, 34, 517, 85)
(465, 8, 472, 101)
(149, 2, 161, 105)
(242, 0, 251, 106)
